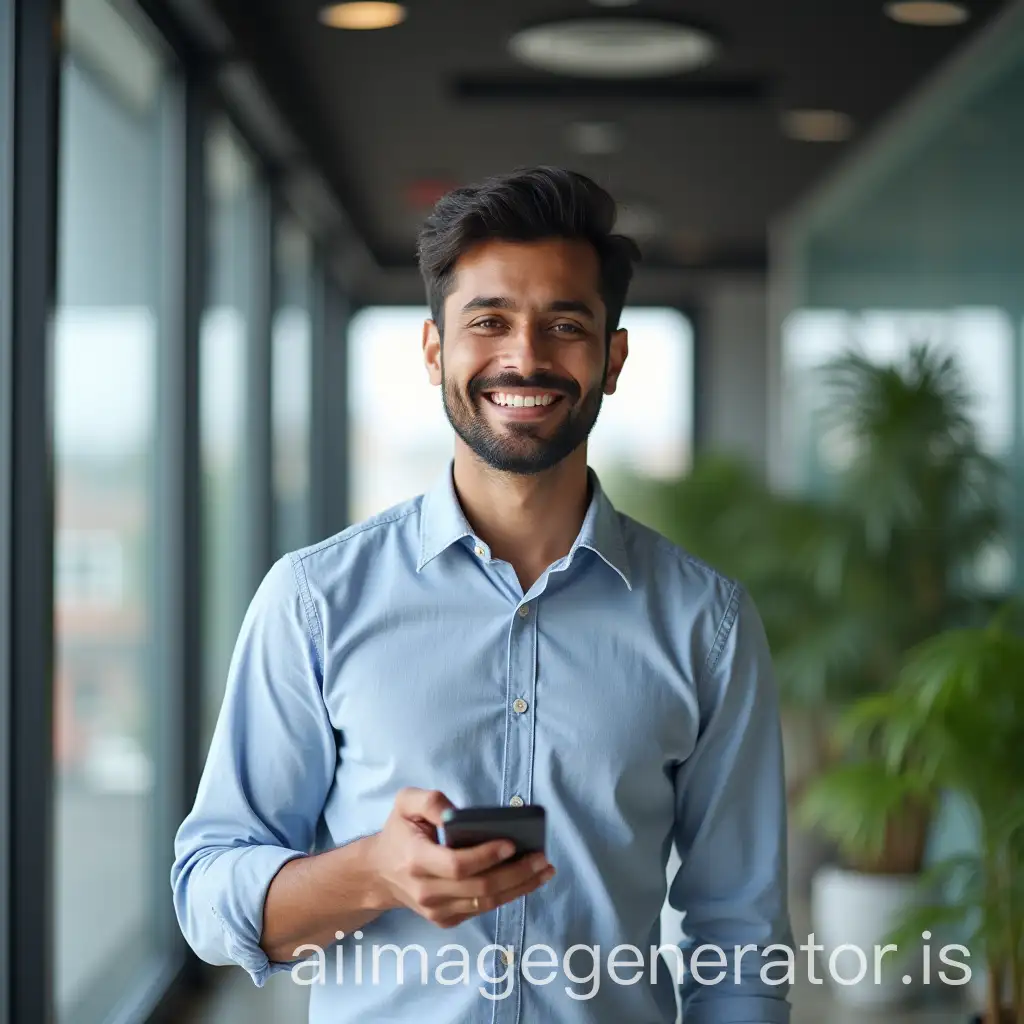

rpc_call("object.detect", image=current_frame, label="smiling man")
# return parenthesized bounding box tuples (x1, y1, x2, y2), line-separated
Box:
(172, 167, 792, 1023)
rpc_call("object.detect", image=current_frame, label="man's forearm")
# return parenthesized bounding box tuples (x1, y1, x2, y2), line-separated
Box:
(260, 833, 392, 963)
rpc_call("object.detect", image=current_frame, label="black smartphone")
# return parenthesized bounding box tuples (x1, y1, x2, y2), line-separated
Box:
(439, 805, 546, 860)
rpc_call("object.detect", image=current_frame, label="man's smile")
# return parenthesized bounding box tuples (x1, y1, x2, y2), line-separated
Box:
(481, 388, 567, 421)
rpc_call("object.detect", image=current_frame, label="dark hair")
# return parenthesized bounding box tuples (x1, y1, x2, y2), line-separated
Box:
(416, 166, 640, 338)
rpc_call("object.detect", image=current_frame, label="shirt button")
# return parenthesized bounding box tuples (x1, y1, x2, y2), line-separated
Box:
(518, 604, 530, 618)
(509, 795, 525, 808)
(500, 949, 512, 966)
(474, 545, 485, 557)
(512, 698, 528, 714)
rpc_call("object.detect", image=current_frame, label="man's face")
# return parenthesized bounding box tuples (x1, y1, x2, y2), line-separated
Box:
(422, 238, 628, 475)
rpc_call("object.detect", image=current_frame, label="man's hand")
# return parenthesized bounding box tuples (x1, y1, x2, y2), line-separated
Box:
(371, 788, 555, 929)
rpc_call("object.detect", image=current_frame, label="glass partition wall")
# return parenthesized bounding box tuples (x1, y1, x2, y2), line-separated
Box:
(770, 4, 1024, 591)
(767, 0, 1024, 960)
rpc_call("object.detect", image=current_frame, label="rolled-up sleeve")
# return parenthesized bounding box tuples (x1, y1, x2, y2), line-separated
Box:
(171, 553, 336, 987)
(669, 583, 792, 1023)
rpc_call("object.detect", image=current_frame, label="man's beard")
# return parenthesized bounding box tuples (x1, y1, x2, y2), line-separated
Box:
(441, 363, 605, 475)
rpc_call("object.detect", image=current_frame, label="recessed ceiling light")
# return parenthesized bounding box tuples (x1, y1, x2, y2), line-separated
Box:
(509, 18, 719, 79)
(782, 109, 855, 143)
(884, 1, 969, 26)
(567, 121, 622, 156)
(318, 2, 406, 30)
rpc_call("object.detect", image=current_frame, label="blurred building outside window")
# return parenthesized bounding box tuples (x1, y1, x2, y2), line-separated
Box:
(55, 529, 125, 608)
(53, 0, 169, 1018)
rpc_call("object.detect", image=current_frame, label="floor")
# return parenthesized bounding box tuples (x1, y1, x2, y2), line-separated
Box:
(188, 902, 977, 1024)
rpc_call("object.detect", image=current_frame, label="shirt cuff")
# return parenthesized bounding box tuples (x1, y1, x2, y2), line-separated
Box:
(209, 844, 308, 987)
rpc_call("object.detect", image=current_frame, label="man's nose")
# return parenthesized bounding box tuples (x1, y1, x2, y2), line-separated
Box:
(500, 323, 551, 376)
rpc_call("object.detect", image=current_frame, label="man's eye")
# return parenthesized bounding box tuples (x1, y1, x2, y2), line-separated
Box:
(472, 318, 505, 330)
(552, 322, 584, 335)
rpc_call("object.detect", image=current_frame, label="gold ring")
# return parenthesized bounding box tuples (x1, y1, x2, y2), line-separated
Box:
(473, 896, 481, 912)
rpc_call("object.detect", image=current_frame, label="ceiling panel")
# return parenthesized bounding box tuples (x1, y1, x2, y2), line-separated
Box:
(217, 0, 1008, 272)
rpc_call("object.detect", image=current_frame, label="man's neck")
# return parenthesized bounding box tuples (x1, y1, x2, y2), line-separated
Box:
(451, 445, 591, 591)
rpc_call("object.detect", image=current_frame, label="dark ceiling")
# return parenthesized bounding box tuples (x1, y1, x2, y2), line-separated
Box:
(215, 0, 1007, 277)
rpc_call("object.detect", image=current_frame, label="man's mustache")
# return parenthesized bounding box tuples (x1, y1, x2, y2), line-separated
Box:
(468, 371, 581, 404)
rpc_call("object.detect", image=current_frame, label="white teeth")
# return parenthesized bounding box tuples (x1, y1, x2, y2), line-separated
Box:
(489, 392, 558, 407)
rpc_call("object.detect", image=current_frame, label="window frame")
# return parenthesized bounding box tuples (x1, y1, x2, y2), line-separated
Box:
(0, 0, 14, 1020)
(4, 2, 61, 1023)
(313, 265, 351, 534)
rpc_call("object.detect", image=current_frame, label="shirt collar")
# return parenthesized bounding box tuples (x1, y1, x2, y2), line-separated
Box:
(417, 464, 476, 571)
(417, 462, 632, 590)
(574, 468, 633, 590)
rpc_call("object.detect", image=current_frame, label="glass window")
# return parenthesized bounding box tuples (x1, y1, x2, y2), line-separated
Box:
(200, 117, 260, 758)
(781, 306, 1017, 592)
(53, 2, 170, 1019)
(272, 212, 313, 555)
(770, 14, 1024, 592)
(783, 307, 1016, 468)
(348, 306, 694, 521)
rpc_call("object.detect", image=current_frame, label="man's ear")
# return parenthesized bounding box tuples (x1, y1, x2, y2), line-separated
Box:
(603, 329, 628, 395)
(423, 319, 442, 386)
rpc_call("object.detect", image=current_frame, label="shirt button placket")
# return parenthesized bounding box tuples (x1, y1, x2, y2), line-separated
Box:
(491, 600, 538, 1024)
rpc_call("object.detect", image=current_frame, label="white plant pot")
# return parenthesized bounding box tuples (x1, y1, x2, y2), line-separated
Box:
(811, 865, 925, 1008)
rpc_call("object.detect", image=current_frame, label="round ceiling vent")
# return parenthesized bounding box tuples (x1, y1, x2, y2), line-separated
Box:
(509, 18, 719, 79)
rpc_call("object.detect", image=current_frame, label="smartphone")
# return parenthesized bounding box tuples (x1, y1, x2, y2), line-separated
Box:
(439, 804, 546, 860)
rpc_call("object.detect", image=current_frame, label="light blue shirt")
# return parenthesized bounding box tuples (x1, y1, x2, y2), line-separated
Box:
(172, 465, 792, 1023)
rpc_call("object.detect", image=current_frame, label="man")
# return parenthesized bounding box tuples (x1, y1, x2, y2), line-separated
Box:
(172, 167, 792, 1023)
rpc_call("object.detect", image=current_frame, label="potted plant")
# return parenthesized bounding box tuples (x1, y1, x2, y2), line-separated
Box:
(789, 343, 1006, 1005)
(799, 698, 940, 1005)
(802, 610, 1024, 1020)
(893, 612, 1024, 1024)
